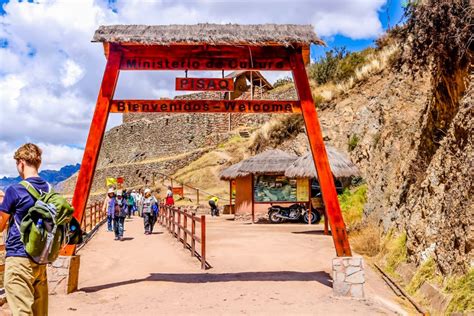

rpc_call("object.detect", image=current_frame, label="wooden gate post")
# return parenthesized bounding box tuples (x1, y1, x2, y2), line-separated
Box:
(61, 46, 122, 256)
(291, 50, 352, 257)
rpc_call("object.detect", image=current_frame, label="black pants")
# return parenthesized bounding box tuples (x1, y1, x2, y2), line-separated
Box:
(143, 212, 155, 233)
(209, 200, 219, 216)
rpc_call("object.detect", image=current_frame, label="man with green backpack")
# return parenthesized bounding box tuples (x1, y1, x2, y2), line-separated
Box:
(0, 143, 77, 316)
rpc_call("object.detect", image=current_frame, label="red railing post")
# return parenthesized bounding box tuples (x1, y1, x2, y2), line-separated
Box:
(183, 209, 188, 249)
(191, 213, 196, 257)
(89, 204, 93, 232)
(177, 208, 181, 242)
(201, 215, 206, 270)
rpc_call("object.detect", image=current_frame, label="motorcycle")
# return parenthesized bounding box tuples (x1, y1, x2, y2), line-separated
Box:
(268, 203, 321, 224)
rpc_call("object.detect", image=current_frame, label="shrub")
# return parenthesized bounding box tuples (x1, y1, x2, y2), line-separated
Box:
(383, 231, 408, 275)
(348, 134, 359, 152)
(406, 257, 437, 294)
(445, 269, 474, 313)
(350, 221, 382, 257)
(338, 184, 367, 228)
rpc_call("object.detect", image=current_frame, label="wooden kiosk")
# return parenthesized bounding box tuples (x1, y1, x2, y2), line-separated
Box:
(65, 24, 352, 259)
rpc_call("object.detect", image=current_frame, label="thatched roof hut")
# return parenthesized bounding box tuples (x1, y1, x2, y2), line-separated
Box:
(219, 161, 248, 181)
(285, 146, 359, 179)
(220, 150, 297, 180)
(92, 24, 324, 46)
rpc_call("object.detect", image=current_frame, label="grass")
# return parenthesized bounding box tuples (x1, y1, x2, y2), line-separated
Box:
(383, 231, 408, 275)
(172, 134, 250, 200)
(338, 184, 367, 228)
(406, 257, 436, 295)
(445, 269, 474, 313)
(350, 221, 382, 256)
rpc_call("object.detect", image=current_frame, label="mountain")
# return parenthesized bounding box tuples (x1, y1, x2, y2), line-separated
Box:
(0, 163, 80, 190)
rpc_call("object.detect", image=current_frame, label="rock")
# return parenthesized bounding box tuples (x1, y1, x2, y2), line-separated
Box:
(345, 271, 365, 284)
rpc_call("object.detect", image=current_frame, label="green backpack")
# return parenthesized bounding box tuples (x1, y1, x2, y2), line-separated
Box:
(15, 181, 75, 264)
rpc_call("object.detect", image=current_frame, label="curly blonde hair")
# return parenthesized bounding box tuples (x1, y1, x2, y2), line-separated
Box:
(14, 143, 42, 169)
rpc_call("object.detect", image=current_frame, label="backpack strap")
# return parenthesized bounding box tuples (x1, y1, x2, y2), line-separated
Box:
(20, 180, 41, 200)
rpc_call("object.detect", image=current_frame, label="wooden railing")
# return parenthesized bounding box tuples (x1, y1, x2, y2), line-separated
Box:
(158, 204, 207, 270)
(81, 201, 106, 234)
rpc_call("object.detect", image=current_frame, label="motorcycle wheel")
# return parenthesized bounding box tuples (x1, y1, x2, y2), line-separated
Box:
(268, 210, 283, 224)
(303, 210, 321, 224)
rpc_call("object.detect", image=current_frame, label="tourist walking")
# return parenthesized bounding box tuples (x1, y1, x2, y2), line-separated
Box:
(126, 190, 135, 218)
(103, 187, 116, 232)
(142, 188, 158, 235)
(209, 196, 219, 216)
(0, 143, 50, 315)
(165, 186, 174, 206)
(114, 191, 127, 241)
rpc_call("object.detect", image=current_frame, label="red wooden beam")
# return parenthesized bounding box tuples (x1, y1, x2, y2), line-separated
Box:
(61, 48, 122, 256)
(110, 100, 301, 113)
(291, 51, 352, 257)
(118, 45, 293, 71)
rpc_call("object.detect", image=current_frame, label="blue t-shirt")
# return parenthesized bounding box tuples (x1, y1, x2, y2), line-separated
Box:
(0, 177, 50, 258)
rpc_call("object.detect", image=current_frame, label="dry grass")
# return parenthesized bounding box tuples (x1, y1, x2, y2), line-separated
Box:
(350, 222, 382, 257)
(173, 135, 251, 199)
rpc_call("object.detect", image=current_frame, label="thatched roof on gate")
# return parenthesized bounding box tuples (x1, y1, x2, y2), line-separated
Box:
(92, 24, 324, 46)
(219, 150, 298, 180)
(285, 146, 360, 179)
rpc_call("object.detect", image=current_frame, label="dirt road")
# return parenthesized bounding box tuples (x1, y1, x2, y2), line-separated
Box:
(49, 215, 406, 315)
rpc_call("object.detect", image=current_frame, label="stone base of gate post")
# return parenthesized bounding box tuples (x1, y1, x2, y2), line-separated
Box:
(332, 256, 365, 299)
(47, 255, 80, 294)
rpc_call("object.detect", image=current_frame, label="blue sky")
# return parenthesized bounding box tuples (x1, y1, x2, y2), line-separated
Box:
(0, 0, 405, 176)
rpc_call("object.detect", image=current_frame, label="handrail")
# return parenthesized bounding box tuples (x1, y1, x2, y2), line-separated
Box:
(157, 204, 208, 270)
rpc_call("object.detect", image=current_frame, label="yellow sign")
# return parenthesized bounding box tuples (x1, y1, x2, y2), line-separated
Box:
(296, 178, 309, 201)
(106, 177, 117, 187)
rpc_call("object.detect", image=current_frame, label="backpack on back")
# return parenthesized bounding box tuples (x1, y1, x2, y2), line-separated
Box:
(17, 180, 75, 264)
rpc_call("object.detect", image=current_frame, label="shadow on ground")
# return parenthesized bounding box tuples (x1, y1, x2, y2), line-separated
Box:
(292, 230, 331, 236)
(80, 271, 332, 293)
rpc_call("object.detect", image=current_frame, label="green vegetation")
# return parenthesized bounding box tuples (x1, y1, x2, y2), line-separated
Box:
(273, 76, 293, 88)
(383, 231, 408, 275)
(307, 47, 375, 85)
(445, 269, 474, 313)
(348, 134, 360, 152)
(338, 184, 367, 228)
(406, 257, 436, 295)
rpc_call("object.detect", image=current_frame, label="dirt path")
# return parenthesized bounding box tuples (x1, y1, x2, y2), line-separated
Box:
(49, 216, 406, 315)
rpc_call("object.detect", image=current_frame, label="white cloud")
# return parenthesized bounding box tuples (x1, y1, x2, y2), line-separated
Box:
(60, 59, 85, 87)
(0, 0, 387, 176)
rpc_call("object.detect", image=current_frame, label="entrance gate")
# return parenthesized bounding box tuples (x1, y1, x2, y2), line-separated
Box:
(64, 24, 352, 258)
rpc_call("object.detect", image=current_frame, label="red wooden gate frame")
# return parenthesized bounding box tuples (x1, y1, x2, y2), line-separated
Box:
(62, 43, 352, 257)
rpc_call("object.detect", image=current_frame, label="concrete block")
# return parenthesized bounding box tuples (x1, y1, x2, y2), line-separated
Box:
(346, 271, 365, 284)
(346, 265, 361, 276)
(332, 256, 365, 298)
(333, 280, 351, 296)
(350, 284, 365, 299)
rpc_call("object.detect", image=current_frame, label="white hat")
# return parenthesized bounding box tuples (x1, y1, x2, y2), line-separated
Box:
(144, 188, 151, 194)
(107, 187, 115, 194)
(116, 190, 123, 196)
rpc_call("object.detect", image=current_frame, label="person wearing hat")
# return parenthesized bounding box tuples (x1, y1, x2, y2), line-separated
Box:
(114, 190, 128, 241)
(142, 188, 158, 235)
(102, 187, 116, 232)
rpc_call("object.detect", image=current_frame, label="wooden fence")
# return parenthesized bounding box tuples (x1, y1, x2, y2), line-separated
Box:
(0, 201, 105, 276)
(158, 204, 207, 269)
(81, 201, 106, 234)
